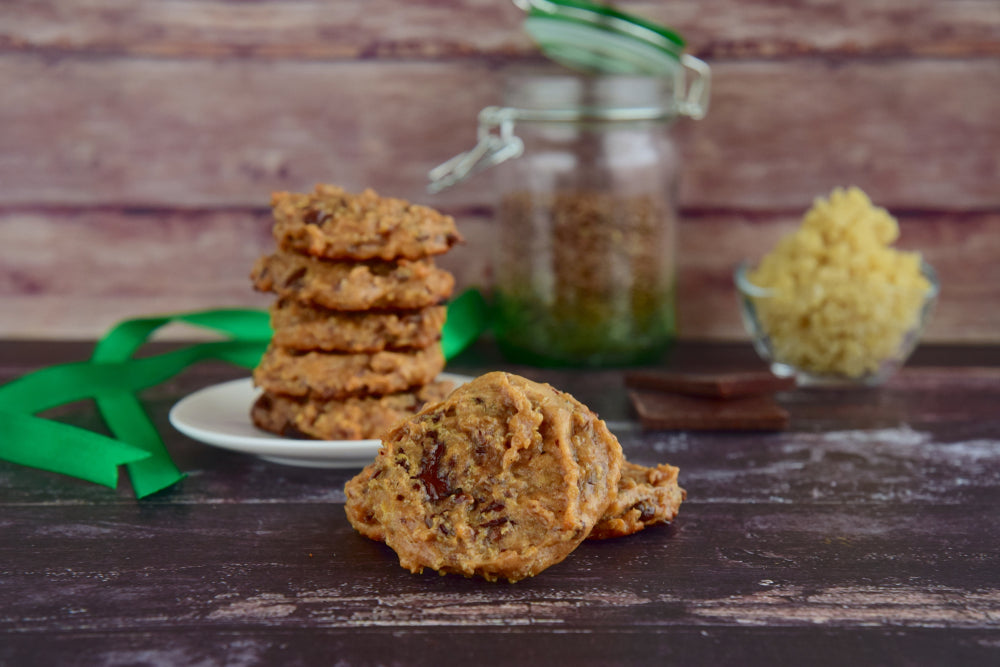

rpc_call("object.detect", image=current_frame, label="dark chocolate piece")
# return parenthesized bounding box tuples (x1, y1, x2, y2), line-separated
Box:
(629, 390, 790, 431)
(624, 370, 796, 399)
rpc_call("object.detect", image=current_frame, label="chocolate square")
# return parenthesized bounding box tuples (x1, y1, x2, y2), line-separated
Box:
(629, 390, 790, 431)
(624, 370, 796, 399)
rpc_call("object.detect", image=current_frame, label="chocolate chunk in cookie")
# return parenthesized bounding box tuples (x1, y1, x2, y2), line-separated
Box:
(272, 185, 463, 261)
(345, 371, 624, 582)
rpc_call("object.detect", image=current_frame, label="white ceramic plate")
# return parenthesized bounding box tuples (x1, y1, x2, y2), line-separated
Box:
(168, 374, 472, 468)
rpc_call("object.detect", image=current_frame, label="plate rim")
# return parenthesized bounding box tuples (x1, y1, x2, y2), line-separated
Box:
(168, 373, 474, 464)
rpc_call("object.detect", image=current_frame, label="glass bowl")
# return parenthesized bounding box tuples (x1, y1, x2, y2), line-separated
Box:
(734, 260, 940, 387)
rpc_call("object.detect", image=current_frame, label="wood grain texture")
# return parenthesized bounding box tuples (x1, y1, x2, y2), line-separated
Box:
(0, 341, 998, 665)
(0, 0, 998, 341)
(3, 209, 996, 341)
(3, 0, 998, 60)
(0, 629, 997, 667)
(2, 56, 997, 210)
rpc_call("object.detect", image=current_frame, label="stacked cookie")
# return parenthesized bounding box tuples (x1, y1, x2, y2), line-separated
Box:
(249, 184, 462, 440)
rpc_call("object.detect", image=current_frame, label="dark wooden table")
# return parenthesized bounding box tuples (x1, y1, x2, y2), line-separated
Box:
(2, 341, 999, 666)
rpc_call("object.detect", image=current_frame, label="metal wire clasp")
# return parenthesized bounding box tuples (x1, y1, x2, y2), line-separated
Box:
(677, 54, 711, 120)
(427, 107, 525, 194)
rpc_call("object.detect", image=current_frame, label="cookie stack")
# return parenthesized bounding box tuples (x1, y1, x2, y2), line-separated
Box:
(248, 184, 463, 440)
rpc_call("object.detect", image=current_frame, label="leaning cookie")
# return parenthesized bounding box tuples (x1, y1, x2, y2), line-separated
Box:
(588, 461, 685, 540)
(251, 252, 454, 311)
(251, 380, 455, 441)
(269, 299, 447, 353)
(272, 185, 463, 261)
(345, 458, 684, 544)
(253, 344, 444, 401)
(344, 371, 624, 582)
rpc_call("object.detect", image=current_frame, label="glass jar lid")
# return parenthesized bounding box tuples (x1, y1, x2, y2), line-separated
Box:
(427, 1, 710, 193)
(514, 0, 687, 76)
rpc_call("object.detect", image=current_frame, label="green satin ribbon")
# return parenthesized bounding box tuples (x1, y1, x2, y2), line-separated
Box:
(0, 289, 488, 498)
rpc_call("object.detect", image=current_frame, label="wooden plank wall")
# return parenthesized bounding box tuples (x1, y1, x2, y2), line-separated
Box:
(1, 0, 998, 341)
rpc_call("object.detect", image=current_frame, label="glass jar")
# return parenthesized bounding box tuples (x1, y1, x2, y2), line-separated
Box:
(431, 61, 709, 366)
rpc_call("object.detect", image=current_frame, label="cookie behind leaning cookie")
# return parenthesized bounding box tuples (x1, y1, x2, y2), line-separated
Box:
(346, 371, 623, 582)
(589, 461, 685, 540)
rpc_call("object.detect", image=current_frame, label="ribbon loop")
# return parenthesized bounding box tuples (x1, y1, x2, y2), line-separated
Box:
(0, 292, 488, 497)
